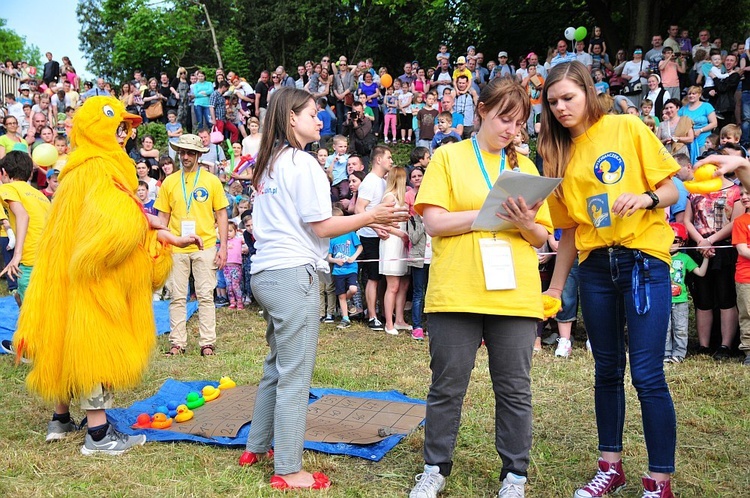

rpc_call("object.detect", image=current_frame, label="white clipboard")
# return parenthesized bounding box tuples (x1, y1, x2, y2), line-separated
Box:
(471, 170, 562, 232)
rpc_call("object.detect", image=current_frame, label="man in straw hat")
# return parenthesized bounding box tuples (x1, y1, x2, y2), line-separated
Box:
(154, 134, 228, 357)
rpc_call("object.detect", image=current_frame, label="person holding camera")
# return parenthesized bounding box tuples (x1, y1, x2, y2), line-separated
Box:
(345, 101, 377, 159)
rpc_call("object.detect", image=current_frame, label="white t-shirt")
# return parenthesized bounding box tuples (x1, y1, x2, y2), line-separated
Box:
(622, 60, 645, 83)
(576, 52, 593, 69)
(250, 147, 332, 273)
(357, 172, 386, 238)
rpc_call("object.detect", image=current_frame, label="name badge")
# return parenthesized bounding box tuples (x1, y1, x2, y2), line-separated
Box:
(479, 238, 516, 290)
(181, 219, 196, 237)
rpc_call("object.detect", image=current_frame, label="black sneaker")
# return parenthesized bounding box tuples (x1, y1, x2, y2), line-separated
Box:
(214, 297, 229, 308)
(743, 355, 750, 366)
(323, 315, 335, 324)
(368, 317, 384, 331)
(713, 345, 731, 361)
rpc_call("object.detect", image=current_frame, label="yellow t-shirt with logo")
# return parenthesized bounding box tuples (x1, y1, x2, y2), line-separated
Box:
(154, 169, 229, 253)
(0, 181, 51, 266)
(415, 139, 553, 319)
(547, 114, 680, 265)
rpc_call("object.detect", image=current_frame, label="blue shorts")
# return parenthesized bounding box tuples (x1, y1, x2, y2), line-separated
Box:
(216, 268, 227, 289)
(333, 272, 358, 296)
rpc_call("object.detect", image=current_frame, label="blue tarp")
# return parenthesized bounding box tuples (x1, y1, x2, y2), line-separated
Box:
(107, 378, 425, 462)
(0, 297, 198, 353)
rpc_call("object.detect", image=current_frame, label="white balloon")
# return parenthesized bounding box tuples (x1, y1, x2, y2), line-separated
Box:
(564, 27, 576, 41)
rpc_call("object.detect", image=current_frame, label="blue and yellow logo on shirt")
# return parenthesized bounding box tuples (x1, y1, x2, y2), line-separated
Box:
(587, 193, 611, 228)
(193, 187, 209, 203)
(593, 152, 625, 185)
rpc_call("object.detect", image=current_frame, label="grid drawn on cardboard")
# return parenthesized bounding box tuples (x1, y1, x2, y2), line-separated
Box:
(304, 395, 426, 444)
(164, 384, 257, 438)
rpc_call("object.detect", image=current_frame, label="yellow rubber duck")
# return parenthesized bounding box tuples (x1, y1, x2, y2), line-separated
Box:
(542, 295, 562, 319)
(218, 376, 236, 390)
(202, 385, 221, 402)
(151, 412, 173, 429)
(175, 404, 194, 423)
(684, 164, 722, 194)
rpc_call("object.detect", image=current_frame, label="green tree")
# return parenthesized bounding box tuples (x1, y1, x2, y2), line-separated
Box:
(0, 18, 42, 66)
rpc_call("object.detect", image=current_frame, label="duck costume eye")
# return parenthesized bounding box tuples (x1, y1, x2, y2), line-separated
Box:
(103, 105, 115, 118)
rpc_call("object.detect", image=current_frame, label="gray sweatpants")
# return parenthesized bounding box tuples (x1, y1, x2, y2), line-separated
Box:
(423, 313, 536, 480)
(246, 265, 320, 475)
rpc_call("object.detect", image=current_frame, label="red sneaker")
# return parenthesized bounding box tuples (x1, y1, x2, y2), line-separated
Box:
(641, 476, 674, 498)
(574, 458, 626, 497)
(270, 472, 331, 490)
(238, 449, 273, 466)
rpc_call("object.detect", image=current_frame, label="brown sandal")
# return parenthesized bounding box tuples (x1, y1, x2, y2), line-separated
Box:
(200, 345, 216, 357)
(165, 345, 185, 356)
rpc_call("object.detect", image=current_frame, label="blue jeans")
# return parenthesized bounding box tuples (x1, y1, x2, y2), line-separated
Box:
(578, 247, 676, 473)
(194, 105, 211, 131)
(742, 91, 750, 145)
(556, 257, 579, 323)
(411, 264, 429, 329)
(0, 236, 17, 291)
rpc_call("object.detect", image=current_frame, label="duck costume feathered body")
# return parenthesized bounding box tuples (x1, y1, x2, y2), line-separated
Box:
(14, 96, 172, 404)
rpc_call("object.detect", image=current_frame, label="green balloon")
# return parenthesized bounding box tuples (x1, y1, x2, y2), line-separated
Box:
(575, 26, 588, 42)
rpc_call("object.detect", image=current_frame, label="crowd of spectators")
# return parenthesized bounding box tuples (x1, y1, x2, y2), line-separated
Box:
(2, 24, 750, 366)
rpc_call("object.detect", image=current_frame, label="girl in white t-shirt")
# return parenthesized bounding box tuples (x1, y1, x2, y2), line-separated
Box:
(241, 87, 406, 491)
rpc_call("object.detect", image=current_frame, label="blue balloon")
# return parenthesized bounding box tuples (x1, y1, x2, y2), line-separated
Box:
(12, 142, 28, 152)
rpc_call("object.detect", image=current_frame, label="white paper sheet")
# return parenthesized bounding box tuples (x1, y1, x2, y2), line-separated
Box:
(471, 170, 562, 232)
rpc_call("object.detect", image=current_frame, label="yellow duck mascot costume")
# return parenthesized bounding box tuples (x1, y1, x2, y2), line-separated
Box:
(14, 96, 173, 409)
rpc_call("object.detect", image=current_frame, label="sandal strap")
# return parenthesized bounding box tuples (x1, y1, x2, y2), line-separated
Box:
(166, 346, 184, 356)
(200, 345, 215, 356)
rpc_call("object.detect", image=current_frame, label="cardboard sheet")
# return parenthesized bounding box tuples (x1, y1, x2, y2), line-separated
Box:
(305, 395, 426, 444)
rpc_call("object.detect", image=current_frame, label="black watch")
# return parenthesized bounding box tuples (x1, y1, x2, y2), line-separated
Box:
(644, 190, 659, 210)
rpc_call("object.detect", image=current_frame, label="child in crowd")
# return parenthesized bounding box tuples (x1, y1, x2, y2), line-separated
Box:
(53, 135, 68, 171)
(0, 152, 51, 309)
(316, 98, 334, 150)
(513, 128, 530, 156)
(409, 146, 431, 174)
(588, 26, 607, 55)
(397, 79, 413, 144)
(224, 221, 246, 310)
(157, 156, 176, 185)
(436, 44, 451, 62)
(705, 133, 720, 151)
(410, 92, 425, 143)
(383, 84, 399, 144)
(720, 124, 742, 145)
(640, 99, 659, 126)
(679, 29, 693, 54)
(593, 69, 609, 95)
(430, 110, 459, 152)
(326, 135, 350, 201)
(165, 110, 183, 160)
(136, 180, 157, 215)
(666, 222, 709, 363)
(231, 196, 251, 227)
(327, 207, 363, 329)
(732, 186, 750, 366)
(241, 210, 255, 305)
(643, 115, 657, 134)
(41, 169, 59, 199)
(135, 161, 158, 200)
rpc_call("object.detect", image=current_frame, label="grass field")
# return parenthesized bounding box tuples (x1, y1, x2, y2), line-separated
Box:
(0, 301, 748, 497)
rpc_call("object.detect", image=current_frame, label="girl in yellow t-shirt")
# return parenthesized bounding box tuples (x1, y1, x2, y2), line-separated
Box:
(409, 77, 553, 498)
(538, 61, 680, 498)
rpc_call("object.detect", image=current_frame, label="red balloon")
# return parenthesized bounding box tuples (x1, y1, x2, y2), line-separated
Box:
(28, 66, 37, 76)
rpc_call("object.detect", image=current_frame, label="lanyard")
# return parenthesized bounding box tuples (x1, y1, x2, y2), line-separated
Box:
(632, 250, 651, 315)
(181, 168, 201, 216)
(472, 136, 506, 190)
